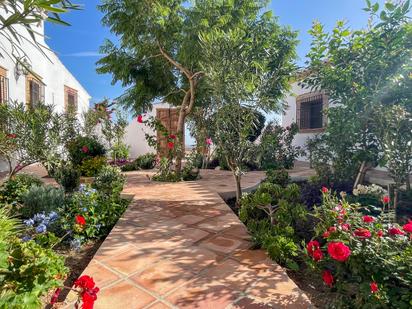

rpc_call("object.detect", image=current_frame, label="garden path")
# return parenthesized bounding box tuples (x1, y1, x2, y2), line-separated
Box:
(62, 168, 313, 309)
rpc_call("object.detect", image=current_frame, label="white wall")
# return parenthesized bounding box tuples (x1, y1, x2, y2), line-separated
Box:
(123, 103, 171, 159)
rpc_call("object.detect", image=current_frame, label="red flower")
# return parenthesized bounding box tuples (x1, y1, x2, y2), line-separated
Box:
(341, 223, 350, 231)
(307, 240, 320, 256)
(206, 137, 212, 145)
(313, 249, 324, 262)
(327, 242, 351, 262)
(74, 275, 95, 290)
(167, 142, 174, 149)
(328, 226, 337, 233)
(322, 270, 334, 287)
(382, 195, 390, 204)
(81, 287, 99, 309)
(388, 227, 405, 236)
(168, 134, 176, 139)
(6, 133, 17, 139)
(137, 114, 143, 123)
(377, 230, 384, 237)
(370, 282, 379, 293)
(75, 215, 86, 226)
(50, 288, 62, 305)
(354, 228, 372, 238)
(81, 146, 89, 153)
(321, 187, 329, 193)
(403, 222, 412, 233)
(322, 231, 330, 238)
(363, 215, 375, 223)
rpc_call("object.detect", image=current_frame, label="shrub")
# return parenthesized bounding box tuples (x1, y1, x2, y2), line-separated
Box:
(134, 153, 156, 169)
(265, 169, 290, 187)
(0, 208, 67, 308)
(92, 165, 125, 197)
(67, 135, 106, 167)
(79, 156, 107, 177)
(305, 190, 412, 308)
(0, 173, 43, 205)
(110, 142, 130, 161)
(55, 163, 81, 193)
(258, 122, 304, 170)
(151, 157, 181, 182)
(21, 185, 65, 219)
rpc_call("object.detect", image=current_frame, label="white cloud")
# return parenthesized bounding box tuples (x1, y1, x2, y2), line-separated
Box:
(63, 51, 104, 57)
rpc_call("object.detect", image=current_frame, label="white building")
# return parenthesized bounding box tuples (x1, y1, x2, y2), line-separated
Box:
(282, 81, 329, 160)
(0, 20, 91, 171)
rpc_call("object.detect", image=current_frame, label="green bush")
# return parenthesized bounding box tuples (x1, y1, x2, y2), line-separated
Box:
(120, 153, 156, 172)
(21, 185, 65, 219)
(79, 156, 107, 177)
(110, 142, 130, 161)
(67, 135, 106, 166)
(0, 174, 43, 205)
(265, 169, 290, 187)
(92, 165, 125, 197)
(55, 163, 81, 193)
(0, 208, 67, 308)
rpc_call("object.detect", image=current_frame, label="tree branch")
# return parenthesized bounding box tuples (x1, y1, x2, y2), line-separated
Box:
(157, 41, 192, 79)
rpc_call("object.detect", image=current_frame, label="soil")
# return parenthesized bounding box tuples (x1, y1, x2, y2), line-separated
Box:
(42, 239, 104, 308)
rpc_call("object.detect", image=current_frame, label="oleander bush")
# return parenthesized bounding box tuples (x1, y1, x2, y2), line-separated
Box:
(305, 189, 412, 308)
(55, 163, 81, 193)
(67, 135, 106, 167)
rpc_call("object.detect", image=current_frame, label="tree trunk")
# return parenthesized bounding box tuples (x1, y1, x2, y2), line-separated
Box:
(234, 174, 242, 207)
(353, 161, 367, 189)
(175, 107, 186, 175)
(406, 174, 411, 191)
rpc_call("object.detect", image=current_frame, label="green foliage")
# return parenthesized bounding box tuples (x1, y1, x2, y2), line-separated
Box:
(181, 150, 201, 181)
(67, 135, 106, 167)
(79, 156, 107, 177)
(265, 169, 290, 188)
(0, 174, 43, 205)
(306, 191, 412, 308)
(92, 165, 125, 197)
(134, 153, 157, 170)
(0, 208, 67, 308)
(303, 1, 411, 186)
(258, 122, 304, 170)
(21, 186, 65, 219)
(54, 163, 80, 193)
(110, 142, 130, 161)
(151, 157, 181, 182)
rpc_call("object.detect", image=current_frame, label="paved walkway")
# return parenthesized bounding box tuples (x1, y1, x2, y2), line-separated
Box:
(62, 170, 311, 309)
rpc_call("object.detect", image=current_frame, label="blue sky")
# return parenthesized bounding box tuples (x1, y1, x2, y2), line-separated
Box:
(46, 0, 385, 107)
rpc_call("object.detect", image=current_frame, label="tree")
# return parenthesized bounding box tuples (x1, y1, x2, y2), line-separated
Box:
(198, 2, 297, 204)
(0, 0, 79, 63)
(302, 0, 411, 188)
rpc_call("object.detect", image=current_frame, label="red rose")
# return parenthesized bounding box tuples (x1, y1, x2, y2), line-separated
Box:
(322, 270, 334, 287)
(50, 288, 61, 305)
(74, 275, 95, 290)
(167, 142, 174, 149)
(137, 114, 143, 123)
(362, 215, 375, 223)
(376, 230, 384, 237)
(81, 145, 89, 153)
(322, 231, 330, 238)
(75, 215, 86, 226)
(321, 187, 329, 193)
(306, 240, 320, 256)
(341, 223, 350, 231)
(370, 282, 378, 293)
(382, 195, 390, 204)
(328, 226, 337, 232)
(403, 222, 412, 233)
(313, 249, 324, 262)
(327, 242, 351, 262)
(168, 134, 176, 139)
(388, 227, 404, 236)
(354, 228, 371, 238)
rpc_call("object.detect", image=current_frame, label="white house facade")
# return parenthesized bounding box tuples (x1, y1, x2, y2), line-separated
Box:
(282, 81, 329, 160)
(0, 20, 91, 171)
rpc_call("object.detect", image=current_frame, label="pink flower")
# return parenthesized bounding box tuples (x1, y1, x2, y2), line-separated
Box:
(377, 230, 384, 237)
(328, 226, 337, 233)
(50, 288, 61, 305)
(322, 231, 330, 238)
(307, 240, 320, 256)
(363, 215, 375, 223)
(321, 187, 329, 193)
(6, 133, 17, 139)
(382, 195, 390, 204)
(403, 222, 412, 233)
(322, 270, 334, 287)
(370, 282, 379, 293)
(168, 134, 176, 139)
(137, 114, 143, 123)
(354, 228, 372, 238)
(389, 227, 405, 236)
(341, 223, 350, 231)
(81, 146, 89, 153)
(327, 242, 351, 262)
(206, 137, 213, 145)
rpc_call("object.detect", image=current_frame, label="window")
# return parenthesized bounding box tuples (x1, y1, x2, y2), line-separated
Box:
(296, 92, 328, 132)
(0, 67, 8, 104)
(26, 74, 45, 108)
(64, 85, 78, 113)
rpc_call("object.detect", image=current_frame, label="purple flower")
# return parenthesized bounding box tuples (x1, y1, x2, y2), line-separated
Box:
(35, 224, 47, 234)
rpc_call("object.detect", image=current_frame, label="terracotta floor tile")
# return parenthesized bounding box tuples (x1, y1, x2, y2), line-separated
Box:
(146, 301, 172, 309)
(199, 235, 248, 255)
(95, 280, 155, 308)
(81, 261, 121, 288)
(176, 214, 207, 225)
(103, 247, 160, 275)
(93, 242, 135, 262)
(165, 247, 221, 272)
(221, 224, 252, 241)
(232, 297, 275, 308)
(171, 227, 210, 243)
(130, 260, 194, 295)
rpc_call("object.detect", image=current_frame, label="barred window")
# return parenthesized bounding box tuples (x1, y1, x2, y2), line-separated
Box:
(26, 74, 45, 108)
(0, 67, 8, 104)
(296, 93, 328, 132)
(64, 85, 78, 113)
